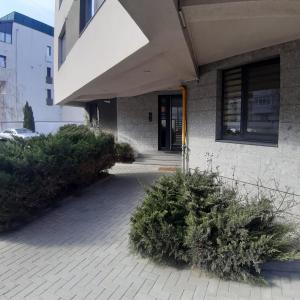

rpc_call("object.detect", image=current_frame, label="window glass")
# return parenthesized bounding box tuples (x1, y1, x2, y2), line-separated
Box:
(222, 68, 242, 136)
(246, 63, 280, 137)
(171, 97, 182, 148)
(221, 59, 280, 144)
(47, 67, 51, 77)
(47, 89, 52, 99)
(0, 23, 12, 43)
(59, 27, 66, 65)
(0, 55, 6, 68)
(47, 46, 51, 57)
(0, 32, 5, 42)
(80, 0, 105, 32)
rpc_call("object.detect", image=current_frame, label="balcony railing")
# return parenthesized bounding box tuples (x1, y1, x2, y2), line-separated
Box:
(46, 76, 53, 84)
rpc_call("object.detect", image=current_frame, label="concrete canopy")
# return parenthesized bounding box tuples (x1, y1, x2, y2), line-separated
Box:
(55, 0, 197, 105)
(181, 0, 300, 64)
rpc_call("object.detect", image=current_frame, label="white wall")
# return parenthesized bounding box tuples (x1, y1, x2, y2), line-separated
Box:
(0, 32, 18, 130)
(0, 21, 85, 134)
(54, 0, 149, 104)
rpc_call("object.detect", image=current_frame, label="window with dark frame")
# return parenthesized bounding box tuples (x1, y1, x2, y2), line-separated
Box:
(47, 89, 52, 99)
(220, 58, 280, 144)
(80, 0, 105, 32)
(0, 22, 12, 44)
(58, 25, 66, 66)
(47, 67, 51, 78)
(46, 45, 51, 57)
(0, 55, 6, 68)
(46, 88, 53, 106)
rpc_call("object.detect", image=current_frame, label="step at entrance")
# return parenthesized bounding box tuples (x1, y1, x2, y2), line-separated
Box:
(134, 151, 182, 167)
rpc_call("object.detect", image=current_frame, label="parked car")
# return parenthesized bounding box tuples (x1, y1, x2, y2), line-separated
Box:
(0, 128, 40, 140)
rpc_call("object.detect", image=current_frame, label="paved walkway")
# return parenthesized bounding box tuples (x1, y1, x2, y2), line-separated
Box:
(0, 164, 299, 300)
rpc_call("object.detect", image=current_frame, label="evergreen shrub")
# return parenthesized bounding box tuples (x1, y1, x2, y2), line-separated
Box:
(0, 125, 115, 231)
(115, 143, 135, 163)
(23, 101, 35, 132)
(130, 170, 299, 283)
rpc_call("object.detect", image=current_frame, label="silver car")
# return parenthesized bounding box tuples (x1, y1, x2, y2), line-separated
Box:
(0, 128, 40, 140)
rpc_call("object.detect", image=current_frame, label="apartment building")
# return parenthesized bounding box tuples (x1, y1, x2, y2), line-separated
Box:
(55, 0, 300, 196)
(0, 12, 85, 133)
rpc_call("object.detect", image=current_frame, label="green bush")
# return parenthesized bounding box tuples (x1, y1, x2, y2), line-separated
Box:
(115, 142, 135, 163)
(130, 172, 188, 263)
(130, 170, 299, 283)
(0, 125, 115, 231)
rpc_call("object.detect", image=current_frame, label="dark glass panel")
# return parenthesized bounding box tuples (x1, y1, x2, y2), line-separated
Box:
(246, 61, 280, 138)
(222, 67, 242, 136)
(171, 98, 182, 148)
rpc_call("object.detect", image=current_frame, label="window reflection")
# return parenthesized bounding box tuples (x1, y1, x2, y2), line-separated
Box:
(221, 59, 280, 143)
(0, 22, 12, 44)
(222, 68, 242, 136)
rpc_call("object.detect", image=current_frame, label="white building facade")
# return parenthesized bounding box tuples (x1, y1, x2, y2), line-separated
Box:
(0, 12, 85, 134)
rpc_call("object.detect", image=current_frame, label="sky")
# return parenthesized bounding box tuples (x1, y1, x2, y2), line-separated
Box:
(0, 0, 55, 26)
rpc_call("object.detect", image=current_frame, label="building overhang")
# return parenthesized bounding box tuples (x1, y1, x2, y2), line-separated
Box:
(55, 0, 197, 105)
(180, 0, 300, 64)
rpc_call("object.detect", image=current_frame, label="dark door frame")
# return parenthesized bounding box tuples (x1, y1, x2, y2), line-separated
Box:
(158, 94, 182, 151)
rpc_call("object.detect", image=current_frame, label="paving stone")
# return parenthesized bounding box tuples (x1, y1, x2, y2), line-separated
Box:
(134, 292, 156, 300)
(0, 165, 298, 300)
(181, 289, 195, 300)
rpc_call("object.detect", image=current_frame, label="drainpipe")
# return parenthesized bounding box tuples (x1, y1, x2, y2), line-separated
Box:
(181, 85, 188, 173)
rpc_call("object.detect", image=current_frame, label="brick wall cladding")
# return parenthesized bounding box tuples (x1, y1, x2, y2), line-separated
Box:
(187, 39, 300, 197)
(117, 93, 159, 152)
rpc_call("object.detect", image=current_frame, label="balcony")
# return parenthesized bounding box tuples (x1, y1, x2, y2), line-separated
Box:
(46, 76, 53, 84)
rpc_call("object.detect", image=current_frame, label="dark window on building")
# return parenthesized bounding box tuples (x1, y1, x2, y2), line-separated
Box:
(0, 55, 6, 68)
(220, 58, 280, 144)
(46, 89, 53, 105)
(46, 67, 53, 84)
(58, 25, 66, 66)
(59, 0, 63, 8)
(47, 89, 52, 99)
(80, 0, 105, 32)
(0, 22, 12, 44)
(46, 45, 51, 57)
(47, 67, 51, 77)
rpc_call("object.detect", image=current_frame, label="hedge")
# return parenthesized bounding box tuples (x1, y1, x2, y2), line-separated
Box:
(0, 125, 115, 231)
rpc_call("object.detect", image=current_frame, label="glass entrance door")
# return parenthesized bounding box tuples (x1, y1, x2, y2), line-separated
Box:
(158, 95, 182, 151)
(171, 96, 182, 150)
